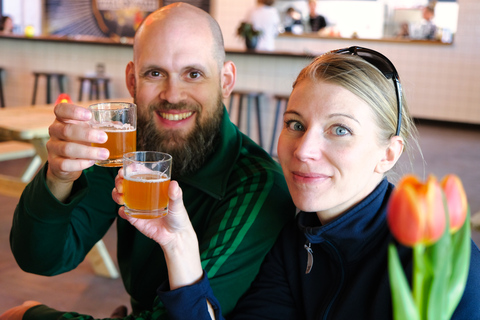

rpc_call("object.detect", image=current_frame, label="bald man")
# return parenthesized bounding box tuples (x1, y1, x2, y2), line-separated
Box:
(6, 3, 294, 320)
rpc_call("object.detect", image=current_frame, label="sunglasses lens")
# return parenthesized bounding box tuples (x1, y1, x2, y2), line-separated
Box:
(355, 50, 396, 80)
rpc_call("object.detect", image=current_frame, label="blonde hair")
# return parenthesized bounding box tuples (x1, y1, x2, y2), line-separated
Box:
(293, 52, 421, 174)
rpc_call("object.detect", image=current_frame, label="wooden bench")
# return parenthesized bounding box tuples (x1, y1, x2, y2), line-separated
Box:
(0, 141, 36, 161)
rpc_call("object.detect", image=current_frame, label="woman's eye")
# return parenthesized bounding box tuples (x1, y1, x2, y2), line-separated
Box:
(333, 126, 350, 136)
(286, 120, 304, 131)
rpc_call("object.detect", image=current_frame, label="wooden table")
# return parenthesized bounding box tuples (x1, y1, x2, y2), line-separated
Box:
(0, 99, 131, 278)
(0, 104, 54, 191)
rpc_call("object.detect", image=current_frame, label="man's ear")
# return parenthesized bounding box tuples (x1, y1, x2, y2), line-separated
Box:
(375, 136, 405, 174)
(221, 60, 236, 99)
(125, 61, 136, 98)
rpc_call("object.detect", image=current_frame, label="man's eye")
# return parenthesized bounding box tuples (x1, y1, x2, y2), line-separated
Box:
(149, 71, 160, 77)
(285, 120, 304, 131)
(189, 71, 201, 79)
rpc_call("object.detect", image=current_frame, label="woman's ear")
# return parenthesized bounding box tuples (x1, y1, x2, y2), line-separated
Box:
(125, 61, 136, 98)
(221, 60, 236, 99)
(375, 136, 405, 174)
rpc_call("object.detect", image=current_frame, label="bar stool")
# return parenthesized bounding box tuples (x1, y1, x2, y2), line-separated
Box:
(269, 94, 289, 157)
(0, 68, 5, 108)
(78, 76, 110, 101)
(31, 72, 66, 105)
(229, 90, 264, 148)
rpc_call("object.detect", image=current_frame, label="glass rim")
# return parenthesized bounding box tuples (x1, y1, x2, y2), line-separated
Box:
(123, 151, 172, 162)
(88, 102, 136, 110)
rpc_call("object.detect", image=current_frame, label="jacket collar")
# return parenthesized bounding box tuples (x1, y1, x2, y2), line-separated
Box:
(297, 179, 394, 262)
(177, 106, 242, 200)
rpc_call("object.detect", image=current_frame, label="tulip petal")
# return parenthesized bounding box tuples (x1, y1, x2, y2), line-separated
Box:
(423, 175, 446, 245)
(441, 175, 468, 233)
(387, 183, 424, 247)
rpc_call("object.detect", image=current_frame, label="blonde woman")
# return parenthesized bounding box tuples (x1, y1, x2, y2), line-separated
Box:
(116, 47, 480, 320)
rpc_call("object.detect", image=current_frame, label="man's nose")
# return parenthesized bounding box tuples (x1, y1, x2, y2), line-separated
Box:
(159, 78, 185, 104)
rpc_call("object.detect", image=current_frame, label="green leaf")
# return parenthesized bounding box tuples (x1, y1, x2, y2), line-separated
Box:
(446, 207, 471, 317)
(389, 244, 419, 320)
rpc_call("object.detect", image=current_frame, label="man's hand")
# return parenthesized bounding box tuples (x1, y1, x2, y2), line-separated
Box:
(0, 301, 42, 320)
(113, 170, 193, 248)
(113, 172, 203, 290)
(45, 103, 109, 202)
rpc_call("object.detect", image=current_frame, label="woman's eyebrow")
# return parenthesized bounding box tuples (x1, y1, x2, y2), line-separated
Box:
(284, 110, 300, 117)
(329, 113, 360, 125)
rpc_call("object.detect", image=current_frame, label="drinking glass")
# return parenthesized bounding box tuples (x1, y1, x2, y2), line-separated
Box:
(123, 151, 172, 219)
(89, 102, 137, 167)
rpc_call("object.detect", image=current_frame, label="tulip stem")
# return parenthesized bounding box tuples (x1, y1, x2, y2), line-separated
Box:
(413, 244, 429, 319)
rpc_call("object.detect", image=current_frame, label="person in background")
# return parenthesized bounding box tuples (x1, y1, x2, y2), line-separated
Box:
(0, 15, 13, 34)
(409, 4, 437, 40)
(110, 46, 480, 319)
(308, 0, 327, 33)
(245, 0, 281, 51)
(419, 4, 437, 40)
(2, 2, 294, 320)
(283, 7, 303, 33)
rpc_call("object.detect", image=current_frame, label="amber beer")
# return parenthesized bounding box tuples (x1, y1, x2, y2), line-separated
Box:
(92, 127, 136, 167)
(124, 173, 170, 219)
(89, 102, 137, 167)
(123, 151, 172, 219)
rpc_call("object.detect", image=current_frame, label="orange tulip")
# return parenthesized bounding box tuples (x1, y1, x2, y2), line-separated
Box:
(441, 174, 468, 233)
(387, 175, 446, 247)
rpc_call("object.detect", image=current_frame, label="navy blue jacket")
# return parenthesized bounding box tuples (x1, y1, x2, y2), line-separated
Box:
(158, 179, 480, 319)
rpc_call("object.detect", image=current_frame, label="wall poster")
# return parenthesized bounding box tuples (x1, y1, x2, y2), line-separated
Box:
(46, 0, 210, 39)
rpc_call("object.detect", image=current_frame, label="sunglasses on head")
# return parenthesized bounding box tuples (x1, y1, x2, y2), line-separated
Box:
(330, 46, 402, 137)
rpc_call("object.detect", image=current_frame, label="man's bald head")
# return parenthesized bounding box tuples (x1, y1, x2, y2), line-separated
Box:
(134, 3, 225, 68)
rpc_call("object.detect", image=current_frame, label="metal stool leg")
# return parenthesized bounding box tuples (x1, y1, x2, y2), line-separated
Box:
(270, 99, 284, 156)
(89, 80, 94, 101)
(78, 78, 84, 101)
(0, 70, 5, 108)
(255, 94, 263, 148)
(46, 75, 52, 104)
(94, 80, 100, 100)
(104, 79, 110, 99)
(247, 95, 252, 137)
(57, 75, 65, 93)
(237, 94, 244, 130)
(31, 74, 39, 105)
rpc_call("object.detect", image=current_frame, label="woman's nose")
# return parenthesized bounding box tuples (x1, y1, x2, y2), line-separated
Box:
(294, 130, 323, 162)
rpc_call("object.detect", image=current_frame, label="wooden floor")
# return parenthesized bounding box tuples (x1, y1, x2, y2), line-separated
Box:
(0, 120, 480, 317)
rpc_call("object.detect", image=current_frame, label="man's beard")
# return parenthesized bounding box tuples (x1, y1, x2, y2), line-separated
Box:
(135, 94, 223, 178)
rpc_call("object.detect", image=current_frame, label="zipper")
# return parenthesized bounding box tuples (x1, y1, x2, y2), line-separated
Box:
(323, 239, 345, 320)
(304, 241, 314, 274)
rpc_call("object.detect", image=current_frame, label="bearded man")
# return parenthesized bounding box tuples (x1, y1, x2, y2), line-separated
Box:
(7, 3, 294, 320)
